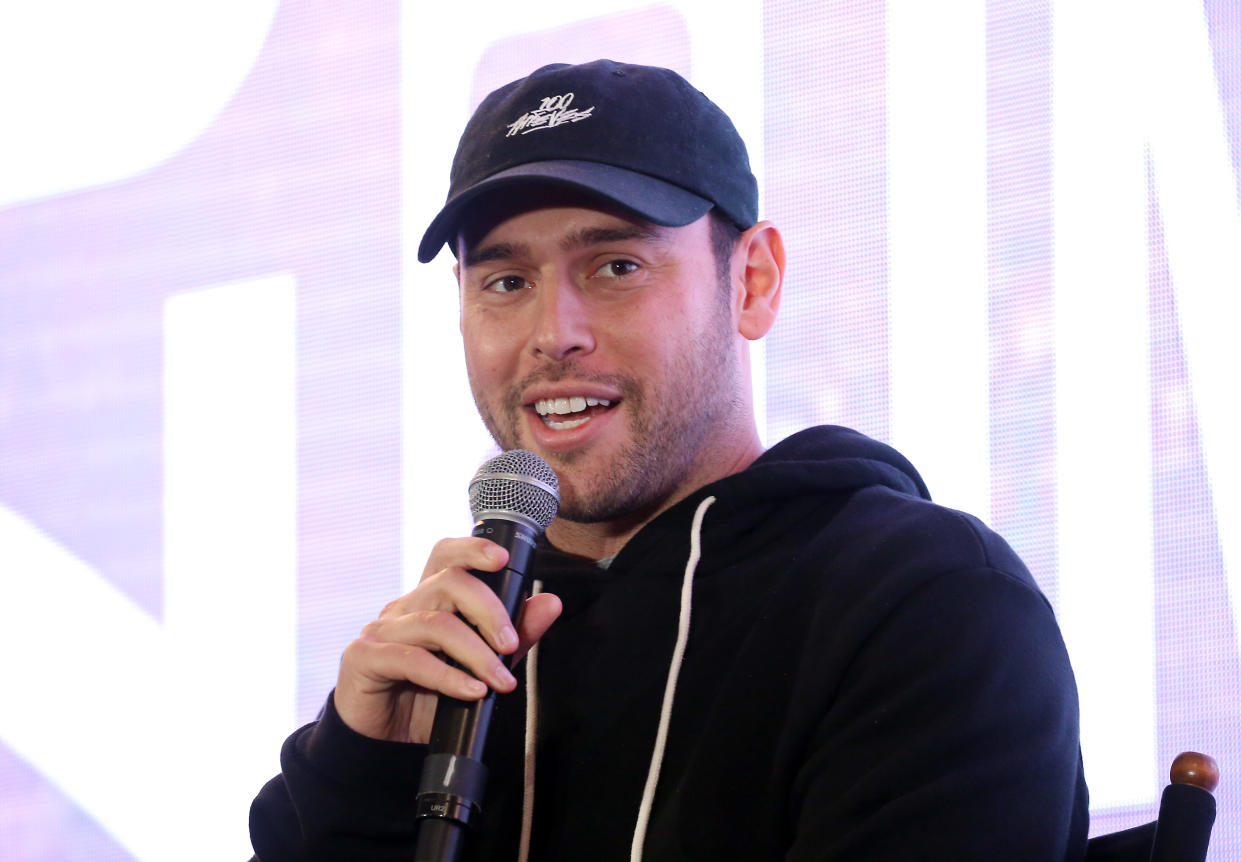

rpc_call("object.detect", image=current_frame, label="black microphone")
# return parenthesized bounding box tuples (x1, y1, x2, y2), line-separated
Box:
(414, 449, 559, 862)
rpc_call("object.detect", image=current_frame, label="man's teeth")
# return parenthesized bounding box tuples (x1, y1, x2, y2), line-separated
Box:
(534, 396, 612, 417)
(534, 396, 613, 430)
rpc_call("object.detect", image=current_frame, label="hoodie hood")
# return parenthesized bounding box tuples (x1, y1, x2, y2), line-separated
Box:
(713, 424, 931, 505)
(535, 425, 932, 580)
(613, 424, 931, 576)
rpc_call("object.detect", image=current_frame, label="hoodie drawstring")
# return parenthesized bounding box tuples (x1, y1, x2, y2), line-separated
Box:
(630, 495, 715, 862)
(517, 579, 543, 862)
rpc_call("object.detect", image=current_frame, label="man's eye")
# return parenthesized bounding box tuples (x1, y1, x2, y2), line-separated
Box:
(484, 275, 531, 293)
(593, 259, 639, 279)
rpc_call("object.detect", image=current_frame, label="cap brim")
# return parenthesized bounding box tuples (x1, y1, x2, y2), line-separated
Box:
(416, 160, 714, 263)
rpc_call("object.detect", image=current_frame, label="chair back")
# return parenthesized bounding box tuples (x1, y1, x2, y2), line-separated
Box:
(1084, 752, 1218, 862)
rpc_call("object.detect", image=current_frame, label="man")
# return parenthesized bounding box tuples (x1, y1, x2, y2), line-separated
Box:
(250, 60, 1089, 861)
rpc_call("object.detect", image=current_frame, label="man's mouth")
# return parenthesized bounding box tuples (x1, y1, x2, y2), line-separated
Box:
(533, 396, 614, 430)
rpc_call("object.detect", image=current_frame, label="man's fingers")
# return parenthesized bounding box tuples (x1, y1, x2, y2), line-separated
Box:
(361, 610, 518, 692)
(351, 639, 493, 700)
(512, 591, 563, 663)
(421, 536, 508, 582)
(334, 535, 532, 742)
(379, 572, 516, 655)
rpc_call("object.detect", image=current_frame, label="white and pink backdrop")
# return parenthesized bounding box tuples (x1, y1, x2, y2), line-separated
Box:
(1, 2, 1238, 859)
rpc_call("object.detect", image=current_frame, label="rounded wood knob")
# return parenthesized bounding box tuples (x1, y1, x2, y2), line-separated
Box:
(1171, 751, 1219, 792)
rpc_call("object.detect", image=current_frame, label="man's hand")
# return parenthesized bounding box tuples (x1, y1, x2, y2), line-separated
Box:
(334, 536, 563, 743)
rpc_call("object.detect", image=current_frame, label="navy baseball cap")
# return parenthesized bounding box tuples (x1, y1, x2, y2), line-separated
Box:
(417, 59, 759, 263)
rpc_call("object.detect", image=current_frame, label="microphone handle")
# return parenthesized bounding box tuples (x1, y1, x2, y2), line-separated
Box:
(413, 519, 535, 862)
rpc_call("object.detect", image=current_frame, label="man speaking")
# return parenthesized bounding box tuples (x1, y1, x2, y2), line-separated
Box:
(250, 59, 1088, 861)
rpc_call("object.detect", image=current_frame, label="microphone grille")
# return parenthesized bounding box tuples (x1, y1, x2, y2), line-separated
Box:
(469, 449, 560, 530)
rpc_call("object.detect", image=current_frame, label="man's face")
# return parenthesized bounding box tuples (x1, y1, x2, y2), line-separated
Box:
(456, 199, 746, 526)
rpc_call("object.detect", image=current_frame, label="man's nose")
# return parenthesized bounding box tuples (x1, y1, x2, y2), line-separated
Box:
(530, 276, 595, 361)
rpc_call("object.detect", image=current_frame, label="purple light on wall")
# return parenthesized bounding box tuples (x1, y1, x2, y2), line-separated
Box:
(0, 2, 401, 857)
(763, 0, 891, 445)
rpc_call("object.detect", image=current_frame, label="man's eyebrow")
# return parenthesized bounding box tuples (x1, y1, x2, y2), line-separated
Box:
(463, 241, 528, 268)
(462, 223, 668, 268)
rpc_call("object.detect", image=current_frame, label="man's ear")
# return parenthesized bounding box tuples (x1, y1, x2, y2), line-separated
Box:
(734, 221, 785, 340)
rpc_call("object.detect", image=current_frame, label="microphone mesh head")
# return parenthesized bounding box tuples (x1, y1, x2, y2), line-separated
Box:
(469, 449, 560, 530)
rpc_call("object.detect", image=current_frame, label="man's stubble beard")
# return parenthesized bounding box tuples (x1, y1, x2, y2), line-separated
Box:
(470, 301, 741, 525)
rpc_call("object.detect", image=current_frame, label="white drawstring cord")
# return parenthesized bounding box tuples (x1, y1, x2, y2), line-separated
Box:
(517, 579, 543, 862)
(629, 496, 715, 862)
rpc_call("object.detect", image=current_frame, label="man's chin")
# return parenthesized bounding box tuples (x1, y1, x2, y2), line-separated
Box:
(553, 466, 675, 526)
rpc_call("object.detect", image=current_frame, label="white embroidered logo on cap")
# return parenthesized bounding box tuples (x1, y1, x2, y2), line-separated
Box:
(505, 92, 594, 137)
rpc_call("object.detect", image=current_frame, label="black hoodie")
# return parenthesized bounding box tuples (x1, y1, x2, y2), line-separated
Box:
(251, 426, 1090, 861)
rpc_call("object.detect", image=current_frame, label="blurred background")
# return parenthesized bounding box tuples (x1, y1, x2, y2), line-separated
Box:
(1, 1, 1238, 858)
